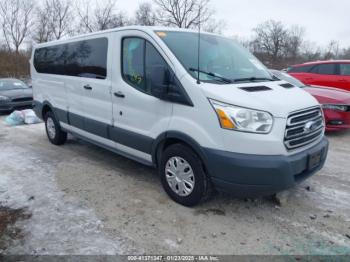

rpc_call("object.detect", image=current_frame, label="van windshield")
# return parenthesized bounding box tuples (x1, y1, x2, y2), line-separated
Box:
(155, 31, 273, 84)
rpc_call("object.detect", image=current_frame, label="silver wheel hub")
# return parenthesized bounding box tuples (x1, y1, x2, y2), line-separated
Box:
(165, 156, 195, 197)
(46, 117, 56, 139)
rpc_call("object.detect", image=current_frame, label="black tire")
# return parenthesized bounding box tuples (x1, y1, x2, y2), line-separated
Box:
(44, 111, 67, 145)
(159, 143, 211, 207)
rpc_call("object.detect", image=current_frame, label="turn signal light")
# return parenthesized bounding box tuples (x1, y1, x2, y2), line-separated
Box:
(215, 108, 235, 129)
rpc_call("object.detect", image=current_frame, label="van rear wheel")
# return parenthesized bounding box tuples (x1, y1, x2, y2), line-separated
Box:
(44, 111, 67, 145)
(160, 144, 211, 207)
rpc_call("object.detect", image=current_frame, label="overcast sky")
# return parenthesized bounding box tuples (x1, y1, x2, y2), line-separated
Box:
(119, 0, 350, 48)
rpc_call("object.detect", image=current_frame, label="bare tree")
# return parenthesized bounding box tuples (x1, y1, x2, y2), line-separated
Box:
(340, 47, 350, 59)
(324, 40, 340, 60)
(46, 0, 72, 40)
(300, 41, 322, 62)
(203, 18, 225, 34)
(0, 0, 34, 53)
(33, 4, 53, 43)
(252, 20, 289, 63)
(135, 2, 156, 26)
(284, 25, 305, 60)
(153, 0, 213, 29)
(75, 0, 128, 33)
(111, 12, 130, 27)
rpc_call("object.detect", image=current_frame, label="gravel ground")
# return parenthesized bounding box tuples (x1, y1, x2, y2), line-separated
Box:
(0, 115, 349, 255)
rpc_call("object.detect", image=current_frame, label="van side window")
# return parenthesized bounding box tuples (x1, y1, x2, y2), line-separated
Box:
(65, 38, 108, 79)
(122, 37, 170, 94)
(122, 38, 146, 91)
(33, 37, 108, 79)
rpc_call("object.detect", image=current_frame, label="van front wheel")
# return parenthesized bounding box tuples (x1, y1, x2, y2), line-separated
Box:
(44, 111, 67, 145)
(160, 144, 211, 207)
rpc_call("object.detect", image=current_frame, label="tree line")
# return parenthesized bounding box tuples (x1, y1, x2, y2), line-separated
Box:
(246, 20, 350, 69)
(0, 0, 349, 78)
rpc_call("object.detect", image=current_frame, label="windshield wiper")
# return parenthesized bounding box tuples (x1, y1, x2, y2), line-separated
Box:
(189, 68, 233, 84)
(233, 77, 275, 83)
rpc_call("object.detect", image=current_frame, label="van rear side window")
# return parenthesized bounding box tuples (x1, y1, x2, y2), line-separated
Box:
(34, 37, 108, 79)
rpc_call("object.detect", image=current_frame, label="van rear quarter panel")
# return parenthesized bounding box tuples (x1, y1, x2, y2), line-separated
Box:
(31, 44, 68, 114)
(31, 70, 67, 113)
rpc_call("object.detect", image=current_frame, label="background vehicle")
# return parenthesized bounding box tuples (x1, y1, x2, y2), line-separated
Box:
(31, 27, 328, 206)
(0, 78, 33, 113)
(271, 70, 350, 132)
(287, 60, 350, 91)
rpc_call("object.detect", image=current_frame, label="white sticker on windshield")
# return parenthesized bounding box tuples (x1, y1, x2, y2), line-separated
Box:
(249, 59, 265, 70)
(14, 82, 23, 86)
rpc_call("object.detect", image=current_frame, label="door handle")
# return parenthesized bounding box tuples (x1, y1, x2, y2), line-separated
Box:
(114, 91, 125, 98)
(83, 84, 92, 90)
(338, 79, 347, 82)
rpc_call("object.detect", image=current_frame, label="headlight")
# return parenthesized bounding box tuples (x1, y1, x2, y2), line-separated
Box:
(322, 104, 348, 112)
(0, 96, 10, 102)
(209, 99, 274, 134)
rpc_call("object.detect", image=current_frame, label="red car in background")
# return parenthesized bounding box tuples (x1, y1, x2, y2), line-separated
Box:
(287, 60, 350, 92)
(271, 70, 350, 132)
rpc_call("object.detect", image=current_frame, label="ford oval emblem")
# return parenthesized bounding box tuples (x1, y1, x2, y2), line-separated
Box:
(304, 121, 318, 133)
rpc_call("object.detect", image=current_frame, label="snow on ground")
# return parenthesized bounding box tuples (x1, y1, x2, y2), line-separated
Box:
(0, 117, 350, 255)
(0, 125, 138, 254)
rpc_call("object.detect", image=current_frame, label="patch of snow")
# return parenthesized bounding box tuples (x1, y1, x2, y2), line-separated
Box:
(310, 182, 350, 213)
(0, 145, 136, 255)
(164, 239, 179, 249)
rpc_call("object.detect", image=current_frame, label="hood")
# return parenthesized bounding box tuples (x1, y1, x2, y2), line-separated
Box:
(0, 88, 33, 99)
(200, 81, 319, 118)
(303, 86, 350, 105)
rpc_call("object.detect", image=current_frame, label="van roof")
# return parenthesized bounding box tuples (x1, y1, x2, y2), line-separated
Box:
(33, 26, 214, 48)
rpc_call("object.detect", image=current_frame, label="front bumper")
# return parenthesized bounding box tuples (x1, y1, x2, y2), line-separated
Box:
(0, 101, 33, 112)
(324, 109, 350, 132)
(205, 137, 329, 198)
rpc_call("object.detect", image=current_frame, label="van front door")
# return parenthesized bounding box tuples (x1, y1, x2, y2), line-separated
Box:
(110, 31, 173, 163)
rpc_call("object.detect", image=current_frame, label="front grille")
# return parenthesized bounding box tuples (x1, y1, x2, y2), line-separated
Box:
(11, 97, 33, 102)
(284, 107, 324, 150)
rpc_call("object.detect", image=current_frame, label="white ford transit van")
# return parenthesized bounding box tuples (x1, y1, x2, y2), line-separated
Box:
(30, 26, 328, 206)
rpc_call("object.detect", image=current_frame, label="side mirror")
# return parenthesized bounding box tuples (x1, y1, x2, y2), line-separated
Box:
(148, 65, 193, 106)
(148, 65, 170, 99)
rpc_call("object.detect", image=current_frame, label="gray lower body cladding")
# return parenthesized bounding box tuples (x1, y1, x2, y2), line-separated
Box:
(33, 100, 329, 198)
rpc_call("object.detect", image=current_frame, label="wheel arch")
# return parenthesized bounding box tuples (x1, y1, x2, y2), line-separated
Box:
(35, 100, 55, 120)
(152, 131, 209, 170)
(42, 102, 54, 119)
